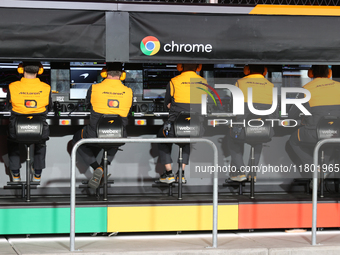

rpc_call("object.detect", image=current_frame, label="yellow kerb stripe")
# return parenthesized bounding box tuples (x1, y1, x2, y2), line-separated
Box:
(250, 5, 340, 16)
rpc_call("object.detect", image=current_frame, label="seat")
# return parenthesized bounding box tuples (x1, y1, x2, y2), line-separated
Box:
(7, 115, 45, 202)
(315, 116, 340, 197)
(94, 114, 124, 201)
(243, 115, 272, 199)
(173, 112, 202, 200)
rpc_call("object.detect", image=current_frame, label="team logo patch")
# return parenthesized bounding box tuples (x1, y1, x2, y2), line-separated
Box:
(25, 100, 37, 108)
(108, 99, 119, 108)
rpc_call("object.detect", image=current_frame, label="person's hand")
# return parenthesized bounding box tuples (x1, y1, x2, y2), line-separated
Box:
(167, 103, 171, 109)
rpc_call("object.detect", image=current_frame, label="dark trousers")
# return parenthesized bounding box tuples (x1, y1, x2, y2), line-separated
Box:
(157, 127, 190, 165)
(72, 129, 120, 167)
(8, 140, 46, 170)
(227, 134, 263, 176)
(289, 130, 314, 166)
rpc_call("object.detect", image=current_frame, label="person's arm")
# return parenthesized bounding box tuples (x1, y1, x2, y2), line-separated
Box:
(164, 82, 172, 109)
(6, 87, 11, 111)
(47, 89, 52, 112)
(85, 85, 93, 109)
(287, 93, 309, 119)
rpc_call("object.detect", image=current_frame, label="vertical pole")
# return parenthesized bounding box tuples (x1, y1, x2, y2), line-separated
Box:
(26, 145, 31, 202)
(70, 142, 77, 252)
(320, 150, 324, 198)
(103, 150, 108, 201)
(312, 141, 320, 246)
(178, 147, 183, 200)
(212, 141, 218, 248)
(250, 146, 255, 199)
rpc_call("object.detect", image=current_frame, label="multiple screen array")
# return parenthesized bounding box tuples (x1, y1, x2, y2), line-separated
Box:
(0, 63, 314, 100)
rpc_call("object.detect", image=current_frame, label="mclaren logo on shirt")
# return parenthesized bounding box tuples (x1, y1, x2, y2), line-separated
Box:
(19, 91, 43, 95)
(102, 92, 125, 96)
(108, 99, 119, 108)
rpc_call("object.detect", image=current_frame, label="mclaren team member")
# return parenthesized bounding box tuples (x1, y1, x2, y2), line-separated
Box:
(7, 62, 52, 182)
(158, 64, 207, 184)
(228, 65, 276, 182)
(289, 65, 340, 166)
(72, 62, 133, 189)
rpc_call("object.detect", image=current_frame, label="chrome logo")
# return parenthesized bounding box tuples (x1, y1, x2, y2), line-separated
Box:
(140, 36, 160, 56)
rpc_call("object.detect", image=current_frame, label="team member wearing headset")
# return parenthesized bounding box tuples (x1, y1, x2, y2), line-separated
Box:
(7, 62, 52, 182)
(289, 65, 340, 166)
(72, 62, 133, 189)
(228, 64, 276, 182)
(158, 63, 207, 184)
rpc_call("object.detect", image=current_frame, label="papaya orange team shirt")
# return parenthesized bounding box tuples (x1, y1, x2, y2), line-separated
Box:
(90, 79, 133, 117)
(9, 78, 51, 114)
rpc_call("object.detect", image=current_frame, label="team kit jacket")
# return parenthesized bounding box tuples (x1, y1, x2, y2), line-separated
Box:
(289, 77, 340, 142)
(82, 79, 133, 138)
(164, 70, 207, 122)
(6, 77, 52, 140)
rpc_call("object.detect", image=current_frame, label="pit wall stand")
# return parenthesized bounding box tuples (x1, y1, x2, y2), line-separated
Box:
(70, 138, 219, 251)
(312, 138, 340, 245)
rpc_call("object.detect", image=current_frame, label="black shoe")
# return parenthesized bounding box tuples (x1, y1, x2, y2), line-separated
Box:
(159, 172, 175, 184)
(31, 165, 41, 183)
(88, 167, 104, 189)
(176, 171, 187, 184)
(10, 170, 21, 182)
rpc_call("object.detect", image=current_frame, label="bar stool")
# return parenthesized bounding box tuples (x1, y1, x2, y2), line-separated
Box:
(173, 112, 202, 200)
(94, 114, 124, 201)
(7, 115, 45, 202)
(243, 116, 272, 199)
(315, 116, 340, 197)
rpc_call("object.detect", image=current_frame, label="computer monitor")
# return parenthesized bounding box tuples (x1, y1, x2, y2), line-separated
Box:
(143, 67, 179, 100)
(69, 66, 104, 100)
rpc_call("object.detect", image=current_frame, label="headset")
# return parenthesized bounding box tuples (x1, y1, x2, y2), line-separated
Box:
(100, 68, 126, 81)
(17, 63, 44, 75)
(243, 65, 267, 77)
(308, 68, 332, 79)
(177, 64, 202, 72)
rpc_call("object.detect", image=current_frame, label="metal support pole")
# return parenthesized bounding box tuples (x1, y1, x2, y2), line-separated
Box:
(70, 138, 219, 251)
(312, 138, 340, 245)
(103, 150, 108, 201)
(178, 146, 183, 200)
(250, 146, 255, 199)
(26, 145, 31, 202)
(320, 150, 324, 198)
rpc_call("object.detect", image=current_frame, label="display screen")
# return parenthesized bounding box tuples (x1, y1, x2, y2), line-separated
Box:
(125, 70, 143, 95)
(143, 89, 166, 100)
(70, 67, 103, 99)
(143, 68, 179, 99)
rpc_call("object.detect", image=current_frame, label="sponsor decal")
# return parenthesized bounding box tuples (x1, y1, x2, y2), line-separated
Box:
(19, 125, 38, 130)
(25, 100, 37, 108)
(101, 129, 119, 134)
(108, 99, 119, 108)
(140, 36, 160, 56)
(178, 126, 196, 131)
(140, 36, 213, 56)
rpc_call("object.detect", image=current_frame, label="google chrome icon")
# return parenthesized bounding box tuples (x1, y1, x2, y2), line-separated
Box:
(140, 36, 160, 56)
